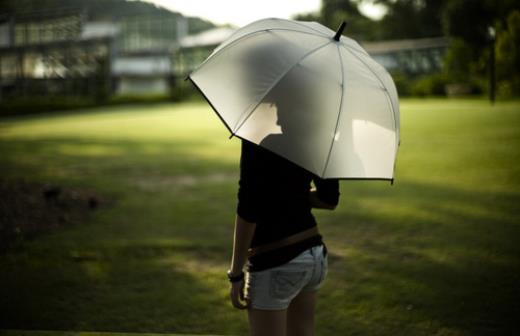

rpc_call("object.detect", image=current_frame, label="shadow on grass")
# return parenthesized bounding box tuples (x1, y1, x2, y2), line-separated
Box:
(0, 136, 244, 334)
(0, 240, 244, 334)
(318, 180, 520, 335)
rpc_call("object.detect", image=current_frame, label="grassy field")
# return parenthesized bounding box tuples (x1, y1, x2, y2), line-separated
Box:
(0, 99, 519, 335)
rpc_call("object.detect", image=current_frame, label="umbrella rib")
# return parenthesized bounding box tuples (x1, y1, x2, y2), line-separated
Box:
(226, 18, 329, 42)
(231, 40, 333, 135)
(189, 28, 329, 76)
(321, 44, 345, 178)
(288, 19, 332, 37)
(339, 43, 399, 158)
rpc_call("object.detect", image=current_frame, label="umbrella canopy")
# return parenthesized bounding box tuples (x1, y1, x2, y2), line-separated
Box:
(188, 18, 400, 181)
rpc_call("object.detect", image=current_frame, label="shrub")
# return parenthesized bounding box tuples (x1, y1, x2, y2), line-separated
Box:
(495, 10, 520, 98)
(0, 96, 96, 117)
(410, 73, 450, 97)
(390, 71, 411, 96)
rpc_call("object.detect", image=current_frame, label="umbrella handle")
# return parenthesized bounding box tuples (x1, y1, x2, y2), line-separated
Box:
(333, 21, 347, 41)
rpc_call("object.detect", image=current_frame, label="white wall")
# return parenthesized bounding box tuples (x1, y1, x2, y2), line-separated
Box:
(117, 77, 169, 95)
(112, 56, 171, 76)
(0, 23, 10, 47)
(81, 22, 119, 39)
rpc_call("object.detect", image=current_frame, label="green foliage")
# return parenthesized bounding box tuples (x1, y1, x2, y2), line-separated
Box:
(168, 77, 202, 102)
(442, 0, 495, 48)
(0, 0, 215, 34)
(310, 0, 448, 41)
(0, 92, 202, 117)
(443, 0, 520, 47)
(308, 0, 381, 40)
(440, 0, 520, 97)
(496, 10, 520, 98)
(0, 96, 97, 117)
(292, 12, 321, 22)
(443, 38, 475, 82)
(376, 0, 445, 39)
(298, 1, 520, 97)
(409, 73, 450, 97)
(93, 57, 110, 104)
(389, 71, 411, 96)
(392, 71, 480, 98)
(321, 0, 362, 29)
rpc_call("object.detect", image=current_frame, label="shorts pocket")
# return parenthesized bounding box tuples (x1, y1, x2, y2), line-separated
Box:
(269, 270, 307, 300)
(318, 256, 328, 284)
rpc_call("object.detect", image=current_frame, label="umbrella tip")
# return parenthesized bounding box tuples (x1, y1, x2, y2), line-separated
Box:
(333, 21, 347, 41)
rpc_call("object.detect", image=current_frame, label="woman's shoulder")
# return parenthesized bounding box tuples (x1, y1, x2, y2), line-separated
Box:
(259, 134, 283, 149)
(242, 137, 279, 158)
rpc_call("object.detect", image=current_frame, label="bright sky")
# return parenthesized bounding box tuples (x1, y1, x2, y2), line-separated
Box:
(139, 0, 386, 27)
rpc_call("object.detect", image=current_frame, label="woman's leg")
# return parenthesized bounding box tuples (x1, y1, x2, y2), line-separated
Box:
(248, 308, 287, 336)
(286, 290, 317, 336)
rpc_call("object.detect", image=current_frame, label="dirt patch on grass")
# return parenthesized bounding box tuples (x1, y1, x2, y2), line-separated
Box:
(0, 178, 111, 252)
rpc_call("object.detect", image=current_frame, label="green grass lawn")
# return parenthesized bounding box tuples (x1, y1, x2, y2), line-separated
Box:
(0, 99, 519, 335)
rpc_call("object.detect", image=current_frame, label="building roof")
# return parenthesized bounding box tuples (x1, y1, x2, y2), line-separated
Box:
(180, 27, 236, 49)
(361, 37, 449, 54)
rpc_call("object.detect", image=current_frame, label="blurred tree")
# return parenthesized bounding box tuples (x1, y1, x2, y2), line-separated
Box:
(442, 0, 495, 49)
(0, 0, 214, 34)
(495, 10, 520, 96)
(292, 12, 321, 23)
(295, 0, 448, 41)
(443, 38, 474, 82)
(442, 0, 520, 97)
(93, 55, 110, 103)
(321, 0, 365, 32)
(292, 0, 520, 97)
(374, 0, 446, 39)
(443, 0, 520, 47)
(294, 0, 380, 40)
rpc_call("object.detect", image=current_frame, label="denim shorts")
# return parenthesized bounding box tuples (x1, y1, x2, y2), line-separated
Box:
(245, 244, 328, 310)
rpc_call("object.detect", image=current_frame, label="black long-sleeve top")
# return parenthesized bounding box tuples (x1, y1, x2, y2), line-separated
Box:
(237, 139, 340, 272)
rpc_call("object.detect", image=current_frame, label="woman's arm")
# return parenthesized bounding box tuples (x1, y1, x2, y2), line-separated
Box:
(309, 188, 337, 210)
(229, 141, 259, 309)
(310, 178, 340, 210)
(229, 214, 256, 276)
(228, 214, 256, 310)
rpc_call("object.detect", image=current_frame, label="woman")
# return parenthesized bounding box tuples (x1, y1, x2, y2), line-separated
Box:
(227, 135, 340, 336)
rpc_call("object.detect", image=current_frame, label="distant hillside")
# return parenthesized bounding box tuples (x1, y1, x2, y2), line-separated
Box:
(0, 0, 215, 34)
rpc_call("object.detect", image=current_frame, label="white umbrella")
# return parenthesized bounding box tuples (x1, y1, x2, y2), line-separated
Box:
(187, 18, 400, 181)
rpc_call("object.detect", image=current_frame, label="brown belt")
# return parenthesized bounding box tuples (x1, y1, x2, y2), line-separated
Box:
(248, 226, 320, 258)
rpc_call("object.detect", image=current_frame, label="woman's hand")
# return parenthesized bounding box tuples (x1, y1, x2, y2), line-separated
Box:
(230, 278, 249, 309)
(229, 214, 255, 309)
